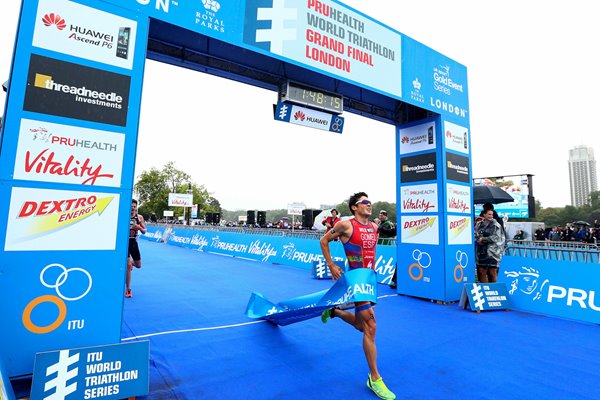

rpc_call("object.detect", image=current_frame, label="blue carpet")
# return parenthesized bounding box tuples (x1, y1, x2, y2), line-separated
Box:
(122, 240, 600, 400)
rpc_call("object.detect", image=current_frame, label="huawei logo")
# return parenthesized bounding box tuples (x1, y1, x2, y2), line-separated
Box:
(293, 111, 305, 121)
(42, 13, 66, 30)
(446, 130, 452, 138)
(401, 136, 409, 143)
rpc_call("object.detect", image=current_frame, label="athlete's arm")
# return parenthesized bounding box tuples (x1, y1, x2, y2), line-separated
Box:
(137, 215, 147, 235)
(320, 219, 350, 280)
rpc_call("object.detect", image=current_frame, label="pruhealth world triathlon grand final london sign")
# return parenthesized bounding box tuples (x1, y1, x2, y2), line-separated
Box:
(0, 0, 470, 379)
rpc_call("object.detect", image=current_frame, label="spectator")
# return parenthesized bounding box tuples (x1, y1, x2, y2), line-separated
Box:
(376, 210, 396, 240)
(322, 209, 341, 235)
(534, 225, 546, 241)
(475, 209, 504, 283)
(513, 229, 525, 241)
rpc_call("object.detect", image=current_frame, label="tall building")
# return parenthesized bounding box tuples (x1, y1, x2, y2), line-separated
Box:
(568, 146, 598, 207)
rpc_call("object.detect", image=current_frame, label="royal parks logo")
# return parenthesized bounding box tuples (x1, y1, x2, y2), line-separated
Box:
(195, 0, 225, 33)
(24, 54, 130, 127)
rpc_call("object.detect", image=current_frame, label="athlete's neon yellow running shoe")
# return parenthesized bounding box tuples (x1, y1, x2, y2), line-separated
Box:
(367, 373, 396, 400)
(321, 308, 333, 323)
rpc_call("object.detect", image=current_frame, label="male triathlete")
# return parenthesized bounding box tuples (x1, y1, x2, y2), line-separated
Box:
(125, 198, 146, 298)
(319, 192, 395, 400)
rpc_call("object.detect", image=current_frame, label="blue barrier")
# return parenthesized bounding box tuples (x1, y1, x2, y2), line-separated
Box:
(141, 225, 396, 284)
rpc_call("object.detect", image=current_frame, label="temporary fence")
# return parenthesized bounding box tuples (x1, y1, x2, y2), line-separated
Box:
(505, 240, 599, 263)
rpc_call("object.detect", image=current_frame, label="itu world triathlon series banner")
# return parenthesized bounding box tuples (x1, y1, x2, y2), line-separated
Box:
(140, 225, 396, 284)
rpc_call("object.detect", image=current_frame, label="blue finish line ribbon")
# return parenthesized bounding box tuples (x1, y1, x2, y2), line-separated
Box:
(245, 269, 378, 326)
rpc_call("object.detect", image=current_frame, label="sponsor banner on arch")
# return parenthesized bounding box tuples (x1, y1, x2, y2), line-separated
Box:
(24, 54, 131, 126)
(400, 183, 438, 214)
(33, 0, 137, 69)
(402, 39, 469, 120)
(400, 215, 439, 245)
(444, 120, 469, 154)
(447, 215, 472, 245)
(243, 0, 402, 98)
(445, 151, 470, 183)
(446, 182, 471, 214)
(398, 121, 435, 155)
(4, 187, 119, 251)
(400, 152, 437, 183)
(500, 256, 600, 324)
(14, 118, 125, 187)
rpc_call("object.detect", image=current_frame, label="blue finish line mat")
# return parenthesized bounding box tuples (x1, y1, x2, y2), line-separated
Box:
(121, 240, 600, 400)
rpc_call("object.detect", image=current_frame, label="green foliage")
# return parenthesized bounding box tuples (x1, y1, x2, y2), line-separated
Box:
(134, 162, 219, 220)
(527, 192, 600, 226)
(334, 199, 396, 223)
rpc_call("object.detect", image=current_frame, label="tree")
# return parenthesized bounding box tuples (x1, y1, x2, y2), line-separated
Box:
(134, 162, 217, 220)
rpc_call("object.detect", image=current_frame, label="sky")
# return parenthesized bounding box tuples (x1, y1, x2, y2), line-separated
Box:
(1, 0, 599, 212)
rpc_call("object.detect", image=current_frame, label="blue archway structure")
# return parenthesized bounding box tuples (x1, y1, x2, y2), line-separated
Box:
(0, 0, 472, 379)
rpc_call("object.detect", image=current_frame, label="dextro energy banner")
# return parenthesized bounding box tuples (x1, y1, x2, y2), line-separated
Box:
(4, 187, 119, 251)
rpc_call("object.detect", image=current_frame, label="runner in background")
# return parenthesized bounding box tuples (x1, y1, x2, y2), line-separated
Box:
(125, 199, 146, 298)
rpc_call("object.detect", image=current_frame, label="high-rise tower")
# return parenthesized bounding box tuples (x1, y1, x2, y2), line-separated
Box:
(569, 146, 598, 207)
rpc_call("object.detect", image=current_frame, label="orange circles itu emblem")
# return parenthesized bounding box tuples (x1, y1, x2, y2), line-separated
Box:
(22, 263, 92, 334)
(22, 294, 67, 334)
(408, 249, 431, 281)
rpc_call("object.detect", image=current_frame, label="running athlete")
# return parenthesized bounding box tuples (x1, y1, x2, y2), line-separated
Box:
(125, 199, 146, 298)
(319, 192, 395, 400)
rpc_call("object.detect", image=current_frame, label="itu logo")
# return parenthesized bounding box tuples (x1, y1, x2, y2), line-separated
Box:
(469, 283, 486, 310)
(43, 350, 80, 399)
(408, 249, 431, 282)
(22, 263, 92, 334)
(42, 13, 66, 30)
(244, 0, 298, 55)
(454, 251, 468, 283)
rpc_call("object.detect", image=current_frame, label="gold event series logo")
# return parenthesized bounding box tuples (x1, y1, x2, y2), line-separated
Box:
(18, 195, 114, 235)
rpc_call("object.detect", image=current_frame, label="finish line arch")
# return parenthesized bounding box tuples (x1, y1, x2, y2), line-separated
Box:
(0, 0, 472, 377)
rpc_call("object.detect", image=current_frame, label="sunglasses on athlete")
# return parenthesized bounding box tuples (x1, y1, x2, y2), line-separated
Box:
(355, 199, 372, 206)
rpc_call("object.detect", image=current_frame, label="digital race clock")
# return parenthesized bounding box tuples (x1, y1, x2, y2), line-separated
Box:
(281, 81, 343, 114)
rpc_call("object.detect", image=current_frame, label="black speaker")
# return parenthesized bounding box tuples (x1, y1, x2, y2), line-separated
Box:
(312, 209, 322, 222)
(528, 195, 536, 219)
(205, 212, 213, 224)
(247, 210, 256, 225)
(257, 211, 267, 227)
(302, 209, 313, 228)
(213, 212, 220, 224)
